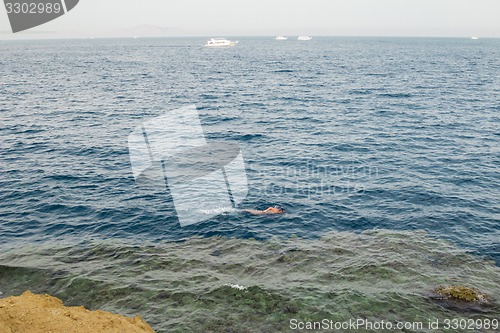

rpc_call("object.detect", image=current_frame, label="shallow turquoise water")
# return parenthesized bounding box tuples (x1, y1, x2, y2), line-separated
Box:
(1, 230, 499, 332)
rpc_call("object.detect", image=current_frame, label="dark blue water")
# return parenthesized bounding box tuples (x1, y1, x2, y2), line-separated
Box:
(1, 37, 499, 263)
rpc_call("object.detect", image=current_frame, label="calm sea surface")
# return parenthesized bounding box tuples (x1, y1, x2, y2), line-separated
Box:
(0, 37, 499, 332)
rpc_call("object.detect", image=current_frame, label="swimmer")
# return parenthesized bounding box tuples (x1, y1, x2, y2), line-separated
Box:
(243, 206, 285, 215)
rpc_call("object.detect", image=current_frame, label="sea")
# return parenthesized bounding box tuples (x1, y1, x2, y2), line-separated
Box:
(0, 37, 499, 332)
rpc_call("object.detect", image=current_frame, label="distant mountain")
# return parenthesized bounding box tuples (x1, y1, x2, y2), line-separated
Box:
(108, 25, 188, 38)
(0, 24, 189, 40)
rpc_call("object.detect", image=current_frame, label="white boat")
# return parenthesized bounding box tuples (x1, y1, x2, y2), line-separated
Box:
(471, 36, 479, 40)
(298, 36, 312, 41)
(275, 36, 288, 40)
(204, 38, 238, 47)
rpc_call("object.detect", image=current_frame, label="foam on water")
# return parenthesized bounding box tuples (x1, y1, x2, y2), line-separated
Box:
(200, 206, 239, 215)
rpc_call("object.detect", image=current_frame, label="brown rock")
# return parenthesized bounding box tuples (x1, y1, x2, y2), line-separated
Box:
(0, 291, 156, 333)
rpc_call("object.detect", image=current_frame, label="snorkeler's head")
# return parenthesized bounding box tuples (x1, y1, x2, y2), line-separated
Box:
(273, 205, 285, 213)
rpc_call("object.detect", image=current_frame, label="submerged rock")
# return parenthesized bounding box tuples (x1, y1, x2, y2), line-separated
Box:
(434, 285, 489, 303)
(429, 285, 497, 313)
(0, 291, 155, 333)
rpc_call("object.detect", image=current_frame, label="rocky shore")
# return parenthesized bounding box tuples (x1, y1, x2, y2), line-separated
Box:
(0, 291, 155, 333)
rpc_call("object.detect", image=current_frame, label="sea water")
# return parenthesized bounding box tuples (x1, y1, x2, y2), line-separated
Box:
(0, 37, 499, 332)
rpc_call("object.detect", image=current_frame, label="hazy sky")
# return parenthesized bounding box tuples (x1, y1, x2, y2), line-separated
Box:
(1, 0, 499, 38)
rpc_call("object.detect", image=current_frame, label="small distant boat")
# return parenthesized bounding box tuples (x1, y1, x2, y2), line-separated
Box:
(204, 38, 238, 47)
(298, 36, 312, 41)
(471, 36, 479, 40)
(275, 36, 288, 40)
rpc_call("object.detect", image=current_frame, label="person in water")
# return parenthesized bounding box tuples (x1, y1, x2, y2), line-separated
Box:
(243, 206, 285, 215)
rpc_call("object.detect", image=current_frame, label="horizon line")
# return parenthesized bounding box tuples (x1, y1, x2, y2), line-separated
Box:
(1, 34, 498, 41)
